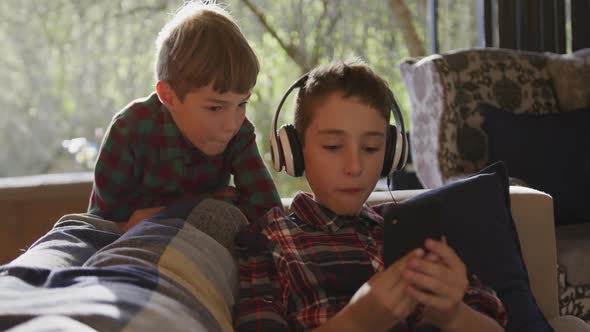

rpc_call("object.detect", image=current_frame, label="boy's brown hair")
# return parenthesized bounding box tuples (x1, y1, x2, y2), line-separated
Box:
(155, 1, 259, 101)
(293, 60, 393, 144)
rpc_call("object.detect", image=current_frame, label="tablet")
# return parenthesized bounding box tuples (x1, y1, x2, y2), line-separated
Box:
(383, 197, 444, 267)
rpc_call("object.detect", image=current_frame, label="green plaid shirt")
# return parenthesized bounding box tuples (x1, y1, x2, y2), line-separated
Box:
(88, 93, 281, 222)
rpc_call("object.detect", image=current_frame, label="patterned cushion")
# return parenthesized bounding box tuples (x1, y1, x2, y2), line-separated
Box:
(546, 49, 590, 111)
(558, 264, 590, 324)
(437, 49, 559, 180)
(400, 56, 446, 188)
(400, 48, 561, 188)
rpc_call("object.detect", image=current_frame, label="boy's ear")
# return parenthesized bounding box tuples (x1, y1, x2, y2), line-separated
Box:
(156, 80, 178, 108)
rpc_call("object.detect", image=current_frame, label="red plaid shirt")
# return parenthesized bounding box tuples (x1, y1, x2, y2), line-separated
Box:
(88, 93, 281, 222)
(233, 192, 507, 331)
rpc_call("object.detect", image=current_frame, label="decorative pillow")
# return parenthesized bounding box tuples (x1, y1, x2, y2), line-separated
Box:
(432, 48, 560, 182)
(546, 48, 590, 111)
(480, 104, 590, 225)
(386, 162, 551, 331)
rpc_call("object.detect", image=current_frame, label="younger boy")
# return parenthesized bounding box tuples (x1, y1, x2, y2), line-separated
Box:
(88, 1, 281, 227)
(233, 60, 507, 331)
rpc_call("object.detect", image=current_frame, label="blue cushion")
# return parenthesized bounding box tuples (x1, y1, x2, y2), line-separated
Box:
(480, 104, 590, 225)
(393, 162, 551, 331)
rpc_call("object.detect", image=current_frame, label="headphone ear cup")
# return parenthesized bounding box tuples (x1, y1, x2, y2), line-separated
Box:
(270, 132, 284, 172)
(398, 130, 408, 171)
(278, 124, 305, 177)
(392, 124, 405, 173)
(381, 125, 396, 177)
(388, 92, 408, 173)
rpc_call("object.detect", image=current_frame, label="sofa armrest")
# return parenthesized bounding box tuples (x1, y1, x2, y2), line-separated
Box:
(366, 186, 559, 321)
(549, 315, 590, 332)
(508, 186, 559, 321)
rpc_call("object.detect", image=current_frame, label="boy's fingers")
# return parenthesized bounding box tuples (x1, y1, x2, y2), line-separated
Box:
(382, 249, 424, 293)
(404, 257, 468, 303)
(369, 270, 387, 285)
(388, 277, 407, 300)
(425, 252, 441, 262)
(407, 257, 447, 280)
(391, 290, 417, 318)
(387, 249, 423, 273)
(370, 267, 401, 294)
(424, 239, 464, 272)
(384, 265, 405, 292)
(123, 206, 164, 232)
(403, 267, 450, 297)
(405, 284, 449, 309)
(365, 270, 416, 318)
(211, 186, 238, 201)
(388, 279, 417, 318)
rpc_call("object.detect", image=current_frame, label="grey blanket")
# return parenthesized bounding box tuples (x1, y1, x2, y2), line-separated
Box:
(0, 198, 247, 332)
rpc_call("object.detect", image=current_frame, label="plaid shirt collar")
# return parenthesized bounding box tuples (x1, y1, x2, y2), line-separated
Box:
(290, 192, 383, 233)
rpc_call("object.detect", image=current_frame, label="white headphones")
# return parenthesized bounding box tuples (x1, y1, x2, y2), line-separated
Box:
(270, 74, 408, 177)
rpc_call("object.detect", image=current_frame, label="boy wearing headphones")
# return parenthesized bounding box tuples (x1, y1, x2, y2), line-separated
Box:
(88, 1, 281, 229)
(233, 60, 507, 331)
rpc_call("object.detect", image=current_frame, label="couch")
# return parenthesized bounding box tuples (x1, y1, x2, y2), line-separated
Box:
(1, 174, 588, 331)
(399, 47, 590, 323)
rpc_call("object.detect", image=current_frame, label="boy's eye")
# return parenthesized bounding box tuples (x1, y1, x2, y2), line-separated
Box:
(364, 146, 380, 153)
(238, 101, 248, 108)
(322, 145, 341, 151)
(208, 106, 222, 112)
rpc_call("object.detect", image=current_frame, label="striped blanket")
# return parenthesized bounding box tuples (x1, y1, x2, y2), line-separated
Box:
(0, 199, 247, 332)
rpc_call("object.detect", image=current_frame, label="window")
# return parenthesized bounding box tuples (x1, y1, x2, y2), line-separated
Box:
(1, 0, 489, 197)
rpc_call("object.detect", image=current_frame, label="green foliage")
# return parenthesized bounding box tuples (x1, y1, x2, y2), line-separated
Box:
(0, 0, 479, 197)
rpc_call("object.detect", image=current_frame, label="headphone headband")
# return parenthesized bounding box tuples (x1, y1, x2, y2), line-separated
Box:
(270, 74, 308, 145)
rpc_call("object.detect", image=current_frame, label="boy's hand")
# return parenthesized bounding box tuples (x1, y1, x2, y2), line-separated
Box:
(402, 238, 469, 330)
(122, 206, 165, 232)
(211, 186, 238, 202)
(120, 186, 237, 233)
(342, 249, 423, 331)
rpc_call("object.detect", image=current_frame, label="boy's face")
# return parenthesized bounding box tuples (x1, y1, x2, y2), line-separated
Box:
(303, 93, 387, 216)
(162, 82, 250, 156)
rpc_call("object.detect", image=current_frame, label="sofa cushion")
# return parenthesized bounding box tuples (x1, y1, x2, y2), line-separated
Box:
(383, 162, 551, 331)
(546, 48, 590, 111)
(480, 104, 590, 225)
